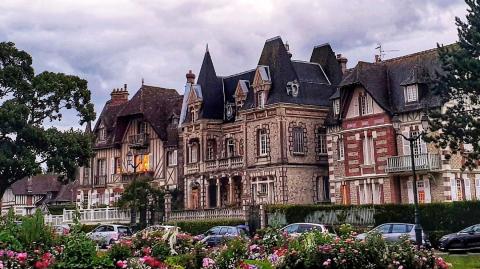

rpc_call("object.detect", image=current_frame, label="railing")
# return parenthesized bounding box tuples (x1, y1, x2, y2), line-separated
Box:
(128, 133, 150, 148)
(185, 163, 200, 174)
(62, 207, 131, 224)
(169, 207, 246, 222)
(93, 175, 107, 186)
(205, 160, 217, 171)
(385, 153, 441, 173)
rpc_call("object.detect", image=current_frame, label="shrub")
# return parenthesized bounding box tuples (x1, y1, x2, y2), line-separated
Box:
(166, 218, 245, 235)
(54, 230, 97, 269)
(18, 209, 54, 248)
(152, 241, 171, 261)
(108, 242, 132, 262)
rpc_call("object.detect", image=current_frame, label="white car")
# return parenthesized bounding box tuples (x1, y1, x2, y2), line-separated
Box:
(280, 223, 333, 237)
(87, 224, 132, 246)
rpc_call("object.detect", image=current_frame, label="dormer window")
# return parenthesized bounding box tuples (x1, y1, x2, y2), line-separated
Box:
(257, 92, 265, 108)
(138, 121, 147, 134)
(98, 127, 106, 141)
(405, 84, 418, 103)
(333, 99, 340, 115)
(358, 92, 373, 116)
(190, 109, 197, 123)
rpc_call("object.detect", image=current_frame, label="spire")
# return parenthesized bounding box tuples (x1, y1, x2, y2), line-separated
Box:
(206, 43, 209, 53)
(141, 78, 144, 85)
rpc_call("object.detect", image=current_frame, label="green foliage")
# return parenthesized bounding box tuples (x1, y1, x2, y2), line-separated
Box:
(108, 243, 132, 262)
(215, 237, 248, 269)
(54, 229, 97, 269)
(0, 41, 95, 195)
(91, 254, 115, 269)
(152, 241, 171, 261)
(18, 209, 54, 247)
(166, 218, 245, 235)
(427, 0, 480, 169)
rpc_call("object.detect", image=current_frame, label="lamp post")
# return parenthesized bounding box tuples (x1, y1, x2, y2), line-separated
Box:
(126, 150, 143, 228)
(392, 113, 429, 249)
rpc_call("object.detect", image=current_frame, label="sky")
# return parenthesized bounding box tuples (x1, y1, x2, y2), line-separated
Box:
(0, 0, 467, 129)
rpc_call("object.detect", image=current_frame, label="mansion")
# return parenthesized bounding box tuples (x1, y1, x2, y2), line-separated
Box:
(76, 37, 480, 211)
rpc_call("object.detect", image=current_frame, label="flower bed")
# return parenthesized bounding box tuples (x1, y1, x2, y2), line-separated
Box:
(0, 211, 452, 269)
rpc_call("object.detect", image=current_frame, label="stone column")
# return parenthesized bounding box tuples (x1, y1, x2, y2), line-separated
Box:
(216, 177, 221, 208)
(229, 176, 234, 205)
(185, 179, 191, 209)
(205, 179, 210, 208)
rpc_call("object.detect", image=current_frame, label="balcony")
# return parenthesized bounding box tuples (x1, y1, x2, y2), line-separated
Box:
(194, 156, 244, 174)
(62, 207, 131, 224)
(128, 133, 150, 149)
(93, 175, 106, 186)
(186, 163, 200, 174)
(386, 153, 441, 174)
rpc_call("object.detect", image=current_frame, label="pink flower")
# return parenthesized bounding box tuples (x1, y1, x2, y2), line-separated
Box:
(0, 261, 3, 269)
(16, 252, 27, 263)
(202, 257, 216, 268)
(6, 250, 14, 258)
(323, 259, 331, 267)
(143, 247, 152, 255)
(116, 260, 128, 268)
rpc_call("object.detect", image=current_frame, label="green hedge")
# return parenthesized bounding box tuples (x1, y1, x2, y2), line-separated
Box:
(166, 218, 245, 235)
(267, 201, 480, 246)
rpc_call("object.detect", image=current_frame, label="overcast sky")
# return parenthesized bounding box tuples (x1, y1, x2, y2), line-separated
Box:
(0, 0, 467, 129)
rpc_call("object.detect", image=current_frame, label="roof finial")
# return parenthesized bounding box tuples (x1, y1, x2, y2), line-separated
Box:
(206, 43, 209, 53)
(141, 77, 144, 85)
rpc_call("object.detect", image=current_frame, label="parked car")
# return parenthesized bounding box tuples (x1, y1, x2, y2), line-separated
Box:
(280, 223, 334, 237)
(53, 224, 71, 235)
(133, 225, 179, 237)
(196, 226, 247, 247)
(438, 224, 480, 252)
(86, 224, 132, 246)
(356, 223, 430, 246)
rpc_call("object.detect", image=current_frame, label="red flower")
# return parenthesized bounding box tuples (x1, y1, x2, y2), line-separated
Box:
(34, 261, 48, 269)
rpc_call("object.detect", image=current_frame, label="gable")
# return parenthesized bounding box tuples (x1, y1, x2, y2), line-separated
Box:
(187, 85, 202, 105)
(345, 87, 385, 119)
(252, 66, 271, 87)
(234, 80, 249, 98)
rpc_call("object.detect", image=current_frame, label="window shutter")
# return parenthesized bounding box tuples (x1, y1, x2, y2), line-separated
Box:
(424, 179, 432, 203)
(402, 127, 411, 155)
(407, 180, 414, 204)
(353, 97, 359, 117)
(149, 154, 154, 171)
(464, 177, 472, 200)
(450, 178, 458, 201)
(110, 158, 115, 175)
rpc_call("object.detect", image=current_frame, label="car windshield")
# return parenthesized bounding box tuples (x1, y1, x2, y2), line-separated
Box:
(459, 225, 475, 233)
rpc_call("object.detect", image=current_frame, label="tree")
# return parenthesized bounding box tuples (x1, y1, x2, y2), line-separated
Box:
(0, 41, 95, 195)
(117, 177, 165, 228)
(428, 0, 480, 169)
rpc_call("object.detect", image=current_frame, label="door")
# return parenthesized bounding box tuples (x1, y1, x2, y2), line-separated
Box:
(389, 224, 410, 242)
(91, 226, 106, 242)
(466, 225, 480, 248)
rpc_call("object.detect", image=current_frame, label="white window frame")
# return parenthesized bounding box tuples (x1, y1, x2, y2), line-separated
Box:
(258, 129, 268, 156)
(292, 127, 305, 154)
(333, 99, 340, 115)
(257, 91, 265, 108)
(338, 138, 345, 161)
(206, 140, 215, 160)
(189, 143, 198, 163)
(167, 150, 178, 166)
(138, 121, 148, 134)
(226, 138, 235, 157)
(362, 136, 375, 165)
(318, 131, 327, 155)
(405, 85, 418, 103)
(98, 128, 106, 141)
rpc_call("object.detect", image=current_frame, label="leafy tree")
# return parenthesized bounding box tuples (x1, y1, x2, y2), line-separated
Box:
(0, 41, 95, 195)
(428, 0, 480, 169)
(117, 177, 165, 228)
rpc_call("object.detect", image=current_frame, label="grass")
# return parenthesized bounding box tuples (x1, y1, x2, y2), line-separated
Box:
(441, 254, 480, 269)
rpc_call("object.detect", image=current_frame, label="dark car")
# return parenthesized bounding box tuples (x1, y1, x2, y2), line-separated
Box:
(438, 224, 480, 252)
(197, 226, 247, 247)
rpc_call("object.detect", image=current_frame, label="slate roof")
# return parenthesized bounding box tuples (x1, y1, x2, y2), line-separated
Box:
(336, 47, 443, 117)
(185, 36, 342, 123)
(93, 85, 183, 147)
(10, 175, 63, 195)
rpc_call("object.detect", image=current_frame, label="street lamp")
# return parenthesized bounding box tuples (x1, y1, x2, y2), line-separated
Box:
(126, 150, 143, 227)
(392, 113, 429, 249)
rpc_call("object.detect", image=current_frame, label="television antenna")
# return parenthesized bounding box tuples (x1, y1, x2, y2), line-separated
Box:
(375, 43, 399, 61)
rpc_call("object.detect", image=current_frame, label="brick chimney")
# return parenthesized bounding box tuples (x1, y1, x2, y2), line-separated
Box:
(110, 84, 129, 105)
(186, 70, 196, 84)
(336, 54, 348, 74)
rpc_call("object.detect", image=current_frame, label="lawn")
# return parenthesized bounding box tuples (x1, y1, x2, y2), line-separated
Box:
(441, 254, 480, 269)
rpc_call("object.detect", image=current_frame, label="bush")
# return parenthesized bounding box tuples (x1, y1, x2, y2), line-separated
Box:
(108, 242, 132, 262)
(166, 218, 245, 235)
(54, 230, 97, 269)
(18, 209, 54, 248)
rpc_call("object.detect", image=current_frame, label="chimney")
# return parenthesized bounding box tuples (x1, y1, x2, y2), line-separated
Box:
(285, 42, 292, 58)
(375, 54, 381, 63)
(336, 54, 348, 74)
(186, 70, 196, 84)
(110, 84, 129, 105)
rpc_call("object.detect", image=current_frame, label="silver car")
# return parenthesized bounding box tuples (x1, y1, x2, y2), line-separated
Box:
(280, 223, 333, 237)
(87, 224, 132, 246)
(356, 223, 429, 246)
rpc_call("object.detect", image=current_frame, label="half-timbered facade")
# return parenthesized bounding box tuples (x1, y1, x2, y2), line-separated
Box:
(77, 84, 183, 209)
(327, 47, 480, 205)
(180, 37, 343, 209)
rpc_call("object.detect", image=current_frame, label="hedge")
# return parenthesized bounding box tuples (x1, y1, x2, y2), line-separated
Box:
(267, 201, 480, 246)
(166, 218, 245, 235)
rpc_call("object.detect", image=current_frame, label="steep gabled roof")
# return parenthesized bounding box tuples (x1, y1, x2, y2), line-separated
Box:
(196, 50, 224, 119)
(93, 101, 127, 148)
(310, 43, 343, 85)
(10, 175, 63, 195)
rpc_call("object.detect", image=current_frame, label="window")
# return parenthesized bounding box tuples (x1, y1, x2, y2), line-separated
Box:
(292, 127, 305, 154)
(456, 179, 464, 201)
(189, 143, 198, 163)
(190, 109, 196, 123)
(417, 180, 425, 204)
(362, 136, 375, 165)
(317, 128, 327, 155)
(114, 157, 122, 174)
(206, 139, 216, 160)
(83, 167, 90, 183)
(358, 93, 373, 116)
(257, 91, 265, 108)
(259, 183, 268, 194)
(337, 138, 345, 160)
(97, 159, 106, 176)
(333, 99, 340, 115)
(98, 128, 106, 141)
(226, 138, 235, 157)
(410, 131, 426, 155)
(316, 176, 329, 202)
(251, 177, 275, 204)
(135, 154, 150, 172)
(258, 129, 268, 156)
(167, 150, 177, 166)
(341, 184, 349, 205)
(405, 85, 418, 103)
(138, 121, 147, 134)
(374, 224, 391, 234)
